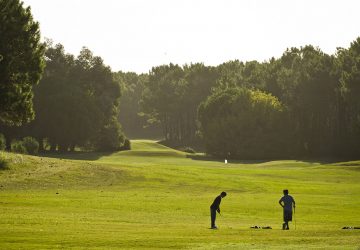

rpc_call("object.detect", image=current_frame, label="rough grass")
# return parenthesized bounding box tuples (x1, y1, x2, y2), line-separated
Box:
(0, 140, 359, 249)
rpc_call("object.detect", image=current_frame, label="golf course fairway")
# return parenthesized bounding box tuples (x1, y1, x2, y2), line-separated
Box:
(0, 140, 359, 249)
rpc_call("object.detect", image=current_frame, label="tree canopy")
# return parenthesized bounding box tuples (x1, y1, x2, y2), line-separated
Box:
(135, 37, 360, 158)
(30, 42, 124, 152)
(198, 88, 285, 158)
(1, 7, 359, 160)
(0, 0, 45, 126)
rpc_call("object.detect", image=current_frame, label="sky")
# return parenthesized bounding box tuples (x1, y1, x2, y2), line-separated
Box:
(23, 0, 360, 73)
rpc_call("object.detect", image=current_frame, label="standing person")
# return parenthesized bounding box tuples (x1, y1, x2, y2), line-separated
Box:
(279, 189, 296, 230)
(210, 191, 227, 229)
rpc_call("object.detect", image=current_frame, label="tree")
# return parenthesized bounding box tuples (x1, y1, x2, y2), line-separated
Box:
(215, 60, 265, 90)
(140, 63, 218, 144)
(32, 43, 124, 152)
(335, 37, 360, 156)
(198, 87, 286, 159)
(181, 63, 218, 143)
(95, 117, 125, 151)
(32, 42, 76, 151)
(275, 46, 338, 156)
(0, 0, 45, 126)
(116, 71, 161, 138)
(215, 60, 244, 89)
(141, 63, 186, 141)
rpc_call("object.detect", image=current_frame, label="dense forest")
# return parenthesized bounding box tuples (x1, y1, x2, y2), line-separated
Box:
(1, 0, 360, 158)
(1, 41, 128, 152)
(121, 40, 360, 158)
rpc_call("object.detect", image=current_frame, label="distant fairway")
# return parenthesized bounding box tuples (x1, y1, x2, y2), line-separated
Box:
(0, 140, 359, 249)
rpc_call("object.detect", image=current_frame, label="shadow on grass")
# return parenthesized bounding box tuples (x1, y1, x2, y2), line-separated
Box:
(186, 154, 270, 164)
(38, 151, 114, 161)
(187, 154, 360, 165)
(295, 157, 360, 165)
(38, 147, 360, 166)
(0, 155, 10, 170)
(158, 140, 205, 153)
(157, 140, 359, 165)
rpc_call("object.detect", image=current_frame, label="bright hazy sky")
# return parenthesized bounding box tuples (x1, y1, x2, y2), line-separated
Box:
(23, 0, 359, 73)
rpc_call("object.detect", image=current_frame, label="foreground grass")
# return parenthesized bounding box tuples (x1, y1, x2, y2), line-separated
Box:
(0, 141, 360, 249)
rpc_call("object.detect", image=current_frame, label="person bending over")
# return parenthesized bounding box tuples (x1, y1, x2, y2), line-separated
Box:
(210, 191, 227, 229)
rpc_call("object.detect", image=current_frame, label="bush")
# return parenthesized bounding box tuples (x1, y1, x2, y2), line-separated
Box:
(121, 138, 131, 151)
(11, 141, 27, 154)
(182, 147, 196, 154)
(0, 134, 6, 151)
(0, 156, 9, 170)
(22, 137, 39, 155)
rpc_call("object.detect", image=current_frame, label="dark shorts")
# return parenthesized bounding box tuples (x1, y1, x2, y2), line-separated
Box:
(283, 210, 292, 222)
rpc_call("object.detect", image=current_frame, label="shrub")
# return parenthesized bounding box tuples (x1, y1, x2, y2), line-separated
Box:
(182, 147, 196, 154)
(0, 156, 9, 170)
(11, 141, 27, 154)
(0, 134, 6, 151)
(121, 138, 131, 151)
(22, 137, 39, 155)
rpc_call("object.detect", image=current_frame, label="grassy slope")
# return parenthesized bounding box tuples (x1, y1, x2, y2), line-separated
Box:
(0, 140, 359, 249)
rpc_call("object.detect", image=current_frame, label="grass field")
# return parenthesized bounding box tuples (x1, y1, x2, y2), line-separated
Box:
(0, 140, 360, 249)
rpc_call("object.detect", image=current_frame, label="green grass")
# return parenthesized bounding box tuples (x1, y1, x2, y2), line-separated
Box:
(0, 140, 360, 249)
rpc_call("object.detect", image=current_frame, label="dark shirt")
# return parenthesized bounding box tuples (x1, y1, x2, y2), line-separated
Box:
(279, 195, 295, 211)
(210, 195, 222, 210)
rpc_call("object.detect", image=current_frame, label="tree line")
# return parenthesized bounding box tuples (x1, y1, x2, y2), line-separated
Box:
(1, 0, 359, 158)
(121, 39, 360, 158)
(1, 0, 127, 152)
(1, 40, 128, 152)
